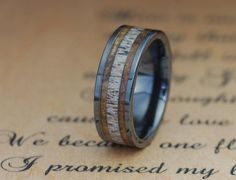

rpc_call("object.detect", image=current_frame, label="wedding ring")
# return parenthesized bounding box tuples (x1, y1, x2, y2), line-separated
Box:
(94, 25, 171, 148)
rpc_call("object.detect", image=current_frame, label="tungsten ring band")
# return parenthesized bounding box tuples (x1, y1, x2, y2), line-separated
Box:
(94, 25, 171, 148)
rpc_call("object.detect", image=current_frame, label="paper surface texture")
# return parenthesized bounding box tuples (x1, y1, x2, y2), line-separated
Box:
(0, 0, 236, 179)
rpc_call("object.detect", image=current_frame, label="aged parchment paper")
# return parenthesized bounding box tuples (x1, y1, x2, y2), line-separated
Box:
(0, 0, 236, 179)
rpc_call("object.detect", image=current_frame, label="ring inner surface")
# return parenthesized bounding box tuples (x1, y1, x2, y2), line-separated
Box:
(133, 39, 168, 140)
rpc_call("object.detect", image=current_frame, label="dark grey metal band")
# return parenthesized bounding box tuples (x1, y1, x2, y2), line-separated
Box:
(94, 25, 171, 148)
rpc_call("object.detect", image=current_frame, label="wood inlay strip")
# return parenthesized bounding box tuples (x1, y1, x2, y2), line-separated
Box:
(106, 28, 142, 143)
(118, 30, 149, 145)
(100, 27, 130, 141)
